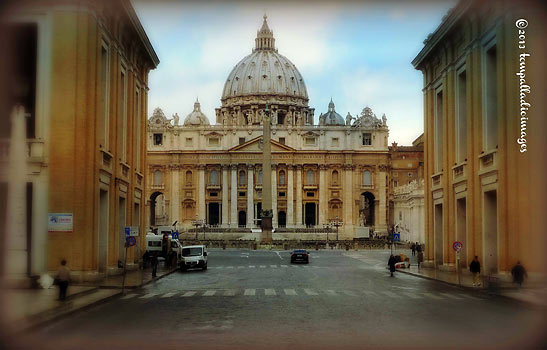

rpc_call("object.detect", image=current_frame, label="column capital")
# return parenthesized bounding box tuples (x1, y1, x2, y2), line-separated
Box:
(295, 165, 303, 171)
(319, 164, 327, 171)
(231, 164, 238, 171)
(286, 164, 294, 171)
(344, 164, 354, 171)
(197, 164, 206, 170)
(221, 164, 229, 171)
(378, 164, 389, 172)
(247, 164, 254, 170)
(271, 164, 278, 170)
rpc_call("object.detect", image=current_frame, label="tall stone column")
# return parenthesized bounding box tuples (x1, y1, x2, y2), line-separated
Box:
(222, 165, 229, 227)
(377, 165, 388, 233)
(271, 164, 278, 228)
(247, 164, 254, 228)
(230, 164, 238, 228)
(287, 165, 294, 227)
(197, 165, 206, 221)
(295, 165, 303, 227)
(319, 165, 327, 225)
(343, 164, 354, 237)
(170, 165, 180, 225)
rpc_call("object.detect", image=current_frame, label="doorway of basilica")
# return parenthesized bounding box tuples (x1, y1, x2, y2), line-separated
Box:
(359, 192, 375, 227)
(208, 202, 220, 226)
(305, 202, 316, 227)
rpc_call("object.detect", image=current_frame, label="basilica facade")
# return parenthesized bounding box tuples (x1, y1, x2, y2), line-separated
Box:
(146, 16, 423, 238)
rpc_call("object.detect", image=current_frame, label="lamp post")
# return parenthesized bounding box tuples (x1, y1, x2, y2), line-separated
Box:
(330, 216, 343, 242)
(191, 217, 202, 240)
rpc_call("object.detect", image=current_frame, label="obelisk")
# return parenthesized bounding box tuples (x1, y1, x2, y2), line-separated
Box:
(260, 105, 273, 243)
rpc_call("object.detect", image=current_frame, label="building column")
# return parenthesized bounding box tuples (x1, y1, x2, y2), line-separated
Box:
(377, 165, 388, 233)
(247, 164, 254, 228)
(295, 165, 303, 227)
(197, 165, 206, 221)
(287, 165, 294, 227)
(271, 164, 278, 228)
(170, 165, 180, 225)
(343, 164, 354, 236)
(222, 165, 229, 227)
(230, 164, 237, 228)
(319, 165, 327, 225)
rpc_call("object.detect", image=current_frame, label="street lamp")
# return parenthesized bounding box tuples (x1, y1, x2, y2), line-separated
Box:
(191, 217, 203, 240)
(330, 216, 343, 242)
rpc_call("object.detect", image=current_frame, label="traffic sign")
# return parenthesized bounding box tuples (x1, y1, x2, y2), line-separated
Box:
(172, 231, 179, 240)
(453, 241, 463, 252)
(127, 236, 137, 247)
(124, 227, 131, 237)
(393, 233, 400, 242)
(124, 226, 139, 237)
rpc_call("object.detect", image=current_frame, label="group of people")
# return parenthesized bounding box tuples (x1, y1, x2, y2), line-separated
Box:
(469, 256, 528, 288)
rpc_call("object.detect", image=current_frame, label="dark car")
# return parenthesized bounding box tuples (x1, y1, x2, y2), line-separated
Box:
(290, 249, 310, 264)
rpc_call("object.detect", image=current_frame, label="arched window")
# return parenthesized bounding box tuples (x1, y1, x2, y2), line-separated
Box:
(332, 170, 339, 185)
(306, 170, 315, 185)
(239, 170, 246, 185)
(257, 170, 263, 185)
(279, 170, 286, 185)
(209, 170, 219, 185)
(185, 170, 192, 184)
(363, 170, 372, 186)
(153, 170, 162, 185)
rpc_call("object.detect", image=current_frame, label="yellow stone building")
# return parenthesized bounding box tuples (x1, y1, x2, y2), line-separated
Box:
(146, 16, 423, 240)
(0, 0, 158, 284)
(412, 0, 546, 276)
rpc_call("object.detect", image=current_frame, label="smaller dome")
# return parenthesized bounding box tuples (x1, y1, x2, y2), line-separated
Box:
(183, 99, 210, 126)
(320, 99, 344, 126)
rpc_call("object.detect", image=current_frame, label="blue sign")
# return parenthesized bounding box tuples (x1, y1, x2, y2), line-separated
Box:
(126, 236, 137, 247)
(124, 227, 131, 237)
(172, 231, 179, 240)
(393, 233, 400, 242)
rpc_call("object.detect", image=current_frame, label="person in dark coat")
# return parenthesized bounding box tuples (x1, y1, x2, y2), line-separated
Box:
(416, 243, 422, 253)
(151, 254, 159, 278)
(411, 243, 416, 256)
(511, 261, 528, 288)
(417, 251, 424, 269)
(55, 259, 71, 301)
(469, 256, 481, 287)
(388, 254, 397, 277)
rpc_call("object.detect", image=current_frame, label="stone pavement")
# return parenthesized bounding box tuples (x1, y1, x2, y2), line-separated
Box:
(395, 250, 547, 307)
(0, 264, 176, 334)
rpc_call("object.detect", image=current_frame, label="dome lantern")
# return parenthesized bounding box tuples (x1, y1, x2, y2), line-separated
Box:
(254, 14, 276, 52)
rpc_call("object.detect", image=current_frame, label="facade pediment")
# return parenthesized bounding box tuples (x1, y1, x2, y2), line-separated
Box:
(204, 131, 223, 137)
(228, 136, 295, 153)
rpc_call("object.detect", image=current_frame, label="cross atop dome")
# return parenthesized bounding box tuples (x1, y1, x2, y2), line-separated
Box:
(255, 14, 276, 52)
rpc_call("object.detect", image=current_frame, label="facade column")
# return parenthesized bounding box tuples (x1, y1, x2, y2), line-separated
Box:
(319, 165, 327, 225)
(271, 164, 278, 228)
(287, 165, 294, 227)
(343, 164, 354, 237)
(197, 165, 206, 221)
(295, 165, 303, 227)
(222, 165, 229, 227)
(247, 164, 254, 228)
(377, 165, 388, 233)
(170, 165, 180, 225)
(230, 164, 238, 228)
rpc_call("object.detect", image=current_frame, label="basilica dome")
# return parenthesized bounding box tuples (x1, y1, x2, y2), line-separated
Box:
(183, 99, 210, 126)
(221, 15, 308, 105)
(319, 99, 345, 126)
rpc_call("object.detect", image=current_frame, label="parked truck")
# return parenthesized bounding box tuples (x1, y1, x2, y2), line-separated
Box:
(144, 225, 181, 268)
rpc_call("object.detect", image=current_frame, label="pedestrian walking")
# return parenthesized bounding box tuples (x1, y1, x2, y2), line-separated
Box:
(511, 261, 528, 288)
(55, 259, 71, 301)
(417, 251, 424, 269)
(388, 254, 397, 277)
(416, 243, 422, 253)
(411, 243, 416, 256)
(469, 256, 481, 287)
(151, 254, 158, 278)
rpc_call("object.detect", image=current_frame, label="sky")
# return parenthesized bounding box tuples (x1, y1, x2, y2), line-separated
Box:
(132, 0, 456, 145)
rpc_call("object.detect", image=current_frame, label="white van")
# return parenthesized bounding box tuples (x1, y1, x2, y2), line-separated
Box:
(180, 245, 208, 271)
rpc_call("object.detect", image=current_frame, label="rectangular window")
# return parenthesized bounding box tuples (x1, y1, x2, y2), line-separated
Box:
(210, 192, 218, 197)
(135, 87, 140, 171)
(278, 192, 285, 197)
(185, 137, 193, 146)
(456, 70, 467, 162)
(154, 133, 163, 145)
(279, 137, 285, 145)
(120, 67, 128, 161)
(239, 191, 246, 197)
(239, 137, 246, 145)
(394, 180, 398, 187)
(208, 138, 219, 146)
(305, 137, 316, 145)
(306, 192, 314, 197)
(362, 133, 372, 146)
(100, 43, 110, 149)
(435, 90, 443, 172)
(484, 45, 498, 151)
(332, 137, 339, 147)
